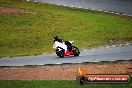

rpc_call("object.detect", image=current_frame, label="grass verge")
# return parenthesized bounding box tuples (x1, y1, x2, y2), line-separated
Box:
(0, 80, 132, 88)
(0, 0, 132, 57)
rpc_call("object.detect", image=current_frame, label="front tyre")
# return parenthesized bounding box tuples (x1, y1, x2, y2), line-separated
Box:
(56, 48, 64, 58)
(72, 46, 80, 56)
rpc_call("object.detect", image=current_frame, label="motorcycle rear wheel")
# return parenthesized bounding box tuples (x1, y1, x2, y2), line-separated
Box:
(72, 46, 80, 56)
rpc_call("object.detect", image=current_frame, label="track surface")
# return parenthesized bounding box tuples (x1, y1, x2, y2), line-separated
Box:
(0, 44, 132, 66)
(37, 0, 132, 15)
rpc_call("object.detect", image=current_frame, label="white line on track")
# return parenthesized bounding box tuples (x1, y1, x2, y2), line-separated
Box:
(57, 4, 61, 5)
(98, 10, 103, 11)
(78, 6, 82, 8)
(91, 9, 96, 10)
(104, 11, 108, 12)
(115, 13, 120, 15)
(70, 5, 74, 7)
(63, 5, 67, 6)
(56, 63, 62, 64)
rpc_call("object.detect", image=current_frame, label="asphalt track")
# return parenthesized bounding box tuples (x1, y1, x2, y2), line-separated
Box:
(37, 0, 132, 16)
(0, 44, 132, 66)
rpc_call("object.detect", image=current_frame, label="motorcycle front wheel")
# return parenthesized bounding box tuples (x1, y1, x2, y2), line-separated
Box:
(56, 48, 64, 58)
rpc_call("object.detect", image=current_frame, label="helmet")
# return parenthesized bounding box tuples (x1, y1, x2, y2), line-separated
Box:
(53, 35, 58, 40)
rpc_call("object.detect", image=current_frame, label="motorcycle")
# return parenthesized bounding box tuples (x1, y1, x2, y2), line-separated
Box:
(53, 40, 80, 58)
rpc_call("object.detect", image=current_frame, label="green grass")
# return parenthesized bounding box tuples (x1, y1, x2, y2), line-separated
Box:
(0, 80, 132, 88)
(0, 0, 132, 57)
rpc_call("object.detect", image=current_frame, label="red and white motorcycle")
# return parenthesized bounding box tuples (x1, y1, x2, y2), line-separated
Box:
(53, 40, 80, 58)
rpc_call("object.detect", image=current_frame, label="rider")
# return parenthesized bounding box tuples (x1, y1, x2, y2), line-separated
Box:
(53, 35, 63, 43)
(53, 35, 72, 51)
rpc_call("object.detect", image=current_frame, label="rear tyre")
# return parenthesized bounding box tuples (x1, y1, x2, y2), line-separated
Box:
(72, 46, 80, 56)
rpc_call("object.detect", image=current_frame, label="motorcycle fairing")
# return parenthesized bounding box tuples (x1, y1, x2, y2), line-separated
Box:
(64, 50, 74, 56)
